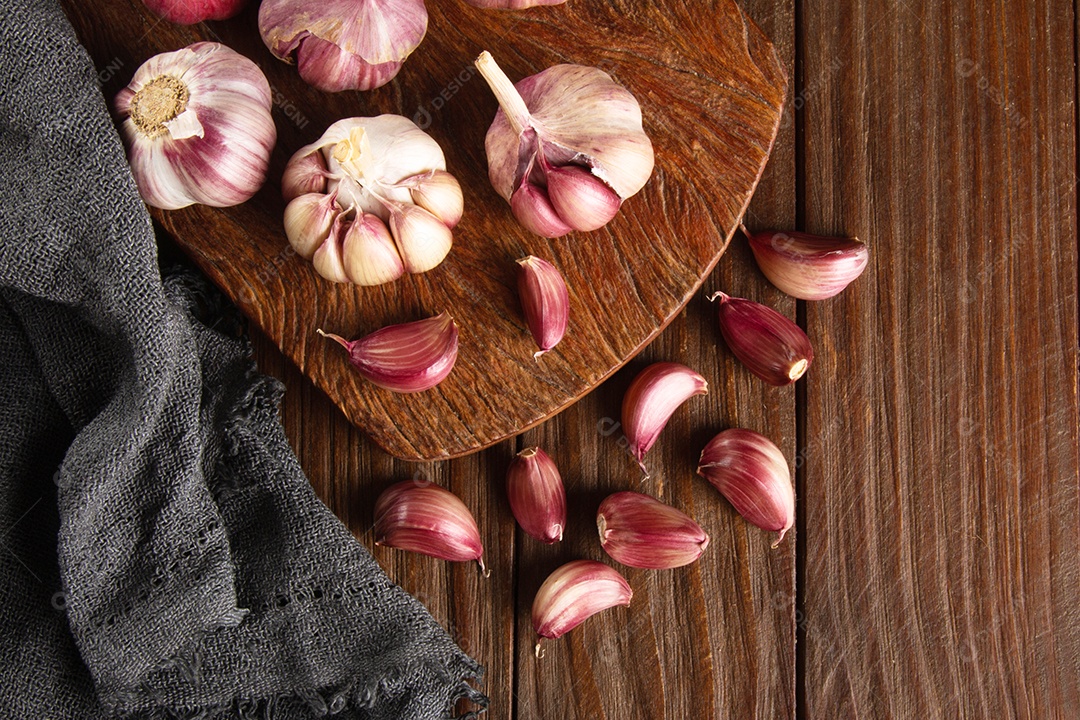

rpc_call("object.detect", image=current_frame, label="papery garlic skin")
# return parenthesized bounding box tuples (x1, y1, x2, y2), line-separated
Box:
(697, 428, 794, 546)
(374, 481, 488, 574)
(516, 256, 569, 359)
(282, 116, 460, 285)
(532, 560, 631, 656)
(745, 226, 869, 300)
(141, 0, 246, 24)
(114, 42, 275, 210)
(621, 362, 708, 474)
(506, 447, 567, 544)
(318, 311, 458, 393)
(597, 492, 709, 569)
(475, 51, 653, 237)
(710, 292, 813, 386)
(259, 0, 427, 92)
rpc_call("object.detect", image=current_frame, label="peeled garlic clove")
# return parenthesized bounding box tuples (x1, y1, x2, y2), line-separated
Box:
(374, 480, 488, 574)
(745, 226, 869, 301)
(311, 216, 350, 283)
(318, 311, 458, 393)
(282, 148, 329, 203)
(341, 213, 406, 286)
(544, 164, 622, 232)
(284, 192, 340, 260)
(516, 255, 569, 360)
(697, 428, 794, 546)
(597, 492, 709, 569)
(506, 447, 567, 544)
(621, 362, 708, 473)
(510, 182, 573, 238)
(532, 560, 632, 657)
(710, 292, 813, 386)
(140, 0, 247, 24)
(114, 42, 275, 210)
(404, 170, 464, 228)
(388, 204, 453, 273)
(259, 0, 427, 92)
(475, 51, 653, 236)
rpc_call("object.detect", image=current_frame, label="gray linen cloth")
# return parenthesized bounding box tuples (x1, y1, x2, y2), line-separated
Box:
(0, 1, 486, 717)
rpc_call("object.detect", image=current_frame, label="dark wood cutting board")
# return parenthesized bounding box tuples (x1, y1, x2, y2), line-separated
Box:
(62, 0, 786, 461)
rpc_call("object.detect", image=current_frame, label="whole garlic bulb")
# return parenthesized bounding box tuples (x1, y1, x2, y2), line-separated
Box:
(283, 115, 462, 285)
(259, 0, 427, 92)
(114, 42, 276, 210)
(474, 51, 654, 237)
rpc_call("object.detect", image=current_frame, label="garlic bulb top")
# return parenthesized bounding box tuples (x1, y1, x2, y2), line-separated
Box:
(283, 115, 462, 285)
(475, 51, 654, 237)
(259, 0, 428, 92)
(114, 42, 276, 210)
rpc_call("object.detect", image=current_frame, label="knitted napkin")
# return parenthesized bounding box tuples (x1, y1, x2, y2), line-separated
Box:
(0, 1, 486, 717)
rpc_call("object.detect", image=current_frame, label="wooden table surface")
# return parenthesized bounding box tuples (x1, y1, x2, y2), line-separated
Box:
(247, 0, 1080, 717)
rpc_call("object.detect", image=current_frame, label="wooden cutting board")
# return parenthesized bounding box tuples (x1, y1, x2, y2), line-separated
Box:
(63, 0, 786, 461)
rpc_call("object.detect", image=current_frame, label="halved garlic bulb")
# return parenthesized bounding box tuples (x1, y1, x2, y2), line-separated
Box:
(282, 115, 462, 285)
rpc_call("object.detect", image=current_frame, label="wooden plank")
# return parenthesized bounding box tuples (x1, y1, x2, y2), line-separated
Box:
(514, 0, 797, 715)
(250, 333, 514, 718)
(800, 0, 1080, 715)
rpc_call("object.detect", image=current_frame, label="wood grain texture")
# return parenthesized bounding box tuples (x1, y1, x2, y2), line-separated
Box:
(61, 0, 786, 461)
(800, 0, 1080, 716)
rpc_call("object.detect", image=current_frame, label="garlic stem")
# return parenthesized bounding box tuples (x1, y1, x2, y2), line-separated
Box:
(474, 51, 532, 136)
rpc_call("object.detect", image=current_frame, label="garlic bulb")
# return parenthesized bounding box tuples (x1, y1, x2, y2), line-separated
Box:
(114, 42, 276, 210)
(140, 0, 247, 24)
(259, 0, 427, 92)
(474, 51, 654, 237)
(283, 115, 462, 285)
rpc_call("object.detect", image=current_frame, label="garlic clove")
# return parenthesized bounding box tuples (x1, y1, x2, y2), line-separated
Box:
(464, 0, 566, 7)
(404, 170, 464, 229)
(621, 362, 709, 474)
(295, 34, 403, 93)
(282, 147, 329, 203)
(709, 292, 813, 386)
(374, 480, 488, 574)
(516, 255, 569, 359)
(745, 226, 869, 301)
(284, 192, 340, 260)
(140, 0, 248, 24)
(532, 560, 632, 657)
(511, 183, 574, 238)
(544, 163, 622, 232)
(506, 447, 567, 544)
(388, 204, 453, 274)
(318, 311, 458, 393)
(311, 215, 350, 283)
(597, 491, 709, 569)
(341, 212, 406, 286)
(697, 428, 794, 546)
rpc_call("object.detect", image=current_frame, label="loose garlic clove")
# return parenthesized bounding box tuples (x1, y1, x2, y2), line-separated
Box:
(744, 225, 870, 301)
(140, 0, 248, 24)
(597, 492, 709, 569)
(311, 217, 350, 283)
(621, 362, 708, 474)
(544, 163, 622, 232)
(284, 192, 340, 260)
(506, 447, 567, 544)
(532, 560, 632, 657)
(403, 170, 464, 229)
(516, 255, 569, 359)
(374, 481, 488, 575)
(697, 428, 794, 547)
(341, 213, 406, 286)
(710, 292, 813, 386)
(388, 204, 454, 274)
(282, 148, 328, 203)
(317, 311, 458, 393)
